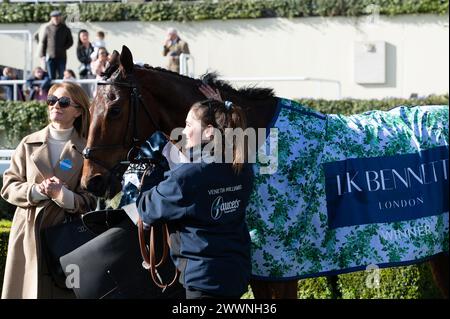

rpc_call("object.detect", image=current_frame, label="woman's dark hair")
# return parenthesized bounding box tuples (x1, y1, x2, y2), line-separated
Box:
(97, 47, 108, 59)
(190, 99, 248, 174)
(77, 29, 89, 48)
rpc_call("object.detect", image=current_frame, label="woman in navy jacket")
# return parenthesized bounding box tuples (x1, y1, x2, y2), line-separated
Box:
(136, 99, 254, 299)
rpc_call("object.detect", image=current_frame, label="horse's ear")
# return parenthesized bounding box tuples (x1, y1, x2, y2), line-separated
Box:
(120, 45, 134, 75)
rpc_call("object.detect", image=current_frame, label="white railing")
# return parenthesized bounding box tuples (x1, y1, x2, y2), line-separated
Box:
(0, 149, 14, 175)
(178, 56, 341, 99)
(1, 75, 342, 100)
(0, 78, 99, 101)
(179, 53, 195, 78)
(218, 76, 342, 99)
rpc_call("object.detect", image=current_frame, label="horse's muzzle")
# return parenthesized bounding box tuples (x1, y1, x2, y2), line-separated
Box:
(84, 174, 108, 197)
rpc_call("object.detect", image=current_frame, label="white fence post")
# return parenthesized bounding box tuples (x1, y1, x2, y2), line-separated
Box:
(0, 149, 14, 175)
(179, 53, 195, 77)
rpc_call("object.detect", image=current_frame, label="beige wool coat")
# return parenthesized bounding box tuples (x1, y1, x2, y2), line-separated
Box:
(162, 38, 190, 73)
(1, 125, 96, 299)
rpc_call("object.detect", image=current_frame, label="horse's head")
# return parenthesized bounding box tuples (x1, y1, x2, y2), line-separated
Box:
(81, 45, 277, 198)
(81, 46, 161, 197)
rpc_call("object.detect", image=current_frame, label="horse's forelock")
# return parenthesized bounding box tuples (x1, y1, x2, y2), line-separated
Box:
(101, 64, 120, 80)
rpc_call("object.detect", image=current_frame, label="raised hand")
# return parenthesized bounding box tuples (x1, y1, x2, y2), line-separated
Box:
(199, 84, 223, 102)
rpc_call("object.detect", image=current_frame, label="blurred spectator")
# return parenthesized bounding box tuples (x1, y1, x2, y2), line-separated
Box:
(76, 29, 94, 79)
(39, 10, 73, 80)
(162, 28, 190, 73)
(63, 69, 77, 82)
(90, 31, 107, 61)
(76, 29, 95, 97)
(1, 67, 24, 101)
(26, 67, 51, 101)
(90, 47, 109, 80)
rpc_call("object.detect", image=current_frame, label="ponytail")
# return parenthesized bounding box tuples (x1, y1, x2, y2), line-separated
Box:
(190, 99, 248, 174)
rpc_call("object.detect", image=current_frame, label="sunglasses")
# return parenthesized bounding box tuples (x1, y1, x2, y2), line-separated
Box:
(46, 95, 79, 108)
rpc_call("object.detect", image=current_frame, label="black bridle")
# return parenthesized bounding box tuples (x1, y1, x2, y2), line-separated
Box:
(77, 74, 160, 182)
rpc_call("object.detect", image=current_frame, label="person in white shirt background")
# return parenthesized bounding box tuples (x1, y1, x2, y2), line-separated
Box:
(90, 31, 107, 62)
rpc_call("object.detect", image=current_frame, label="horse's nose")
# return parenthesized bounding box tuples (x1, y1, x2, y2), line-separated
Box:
(85, 174, 107, 197)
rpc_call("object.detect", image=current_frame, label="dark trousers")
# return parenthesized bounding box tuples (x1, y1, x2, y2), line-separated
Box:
(47, 58, 66, 80)
(186, 287, 241, 299)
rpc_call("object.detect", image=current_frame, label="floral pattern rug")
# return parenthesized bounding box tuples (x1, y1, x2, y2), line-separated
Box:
(247, 98, 449, 280)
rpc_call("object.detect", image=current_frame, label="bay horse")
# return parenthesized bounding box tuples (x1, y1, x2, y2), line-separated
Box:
(81, 46, 448, 299)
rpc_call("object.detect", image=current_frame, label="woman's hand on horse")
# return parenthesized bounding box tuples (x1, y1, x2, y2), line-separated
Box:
(199, 84, 223, 102)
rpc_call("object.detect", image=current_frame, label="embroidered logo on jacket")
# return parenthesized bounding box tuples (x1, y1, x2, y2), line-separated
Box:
(211, 196, 241, 220)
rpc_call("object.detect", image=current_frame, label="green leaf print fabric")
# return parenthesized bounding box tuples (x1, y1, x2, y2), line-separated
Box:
(247, 98, 449, 279)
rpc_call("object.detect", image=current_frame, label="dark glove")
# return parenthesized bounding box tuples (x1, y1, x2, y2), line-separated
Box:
(140, 164, 168, 193)
(120, 161, 170, 206)
(134, 131, 169, 164)
(119, 181, 140, 207)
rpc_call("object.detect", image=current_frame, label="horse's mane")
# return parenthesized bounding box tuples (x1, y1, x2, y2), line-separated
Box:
(102, 61, 275, 100)
(200, 72, 276, 100)
(139, 65, 276, 100)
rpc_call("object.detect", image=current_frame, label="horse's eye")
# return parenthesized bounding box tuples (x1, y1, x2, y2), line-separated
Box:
(107, 107, 121, 118)
(107, 93, 116, 101)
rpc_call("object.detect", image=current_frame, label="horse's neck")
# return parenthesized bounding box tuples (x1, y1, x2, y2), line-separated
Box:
(139, 71, 193, 135)
(139, 68, 278, 136)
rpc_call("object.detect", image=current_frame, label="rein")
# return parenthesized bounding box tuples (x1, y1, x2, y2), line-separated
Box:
(83, 75, 178, 290)
(136, 166, 179, 290)
(138, 220, 179, 290)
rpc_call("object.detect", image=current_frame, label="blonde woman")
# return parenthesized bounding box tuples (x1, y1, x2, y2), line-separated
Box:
(1, 82, 96, 299)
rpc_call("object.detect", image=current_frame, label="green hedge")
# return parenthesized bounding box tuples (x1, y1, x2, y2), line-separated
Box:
(242, 263, 443, 298)
(337, 263, 441, 298)
(300, 94, 449, 115)
(0, 0, 448, 23)
(0, 100, 48, 149)
(0, 95, 448, 297)
(296, 263, 442, 299)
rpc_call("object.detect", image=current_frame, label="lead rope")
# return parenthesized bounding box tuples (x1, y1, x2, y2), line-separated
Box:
(137, 166, 179, 290)
(138, 219, 179, 290)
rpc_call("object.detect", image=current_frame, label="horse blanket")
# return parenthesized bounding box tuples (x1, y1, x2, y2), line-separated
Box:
(247, 98, 449, 280)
